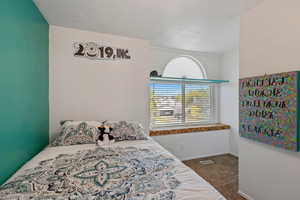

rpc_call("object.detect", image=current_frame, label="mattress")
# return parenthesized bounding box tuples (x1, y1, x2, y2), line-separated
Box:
(0, 138, 226, 200)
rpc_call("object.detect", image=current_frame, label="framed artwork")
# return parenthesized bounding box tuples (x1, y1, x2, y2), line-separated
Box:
(239, 71, 300, 151)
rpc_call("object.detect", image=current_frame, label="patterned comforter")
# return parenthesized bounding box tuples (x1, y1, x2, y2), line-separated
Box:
(0, 138, 225, 200)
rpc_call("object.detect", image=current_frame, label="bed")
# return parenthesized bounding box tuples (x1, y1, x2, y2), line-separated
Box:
(0, 121, 226, 200)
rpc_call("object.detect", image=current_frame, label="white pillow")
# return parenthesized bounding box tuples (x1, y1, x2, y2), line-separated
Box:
(51, 120, 102, 146)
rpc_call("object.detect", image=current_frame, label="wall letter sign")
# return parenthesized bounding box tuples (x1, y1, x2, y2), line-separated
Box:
(73, 42, 131, 60)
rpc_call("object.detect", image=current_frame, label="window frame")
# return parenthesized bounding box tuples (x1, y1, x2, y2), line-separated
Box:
(149, 80, 219, 130)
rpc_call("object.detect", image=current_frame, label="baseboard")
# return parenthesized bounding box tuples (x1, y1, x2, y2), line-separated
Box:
(228, 153, 238, 158)
(181, 152, 229, 161)
(238, 190, 255, 200)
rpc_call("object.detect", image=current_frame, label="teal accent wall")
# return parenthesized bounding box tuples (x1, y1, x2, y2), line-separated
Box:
(0, 0, 49, 184)
(297, 72, 300, 152)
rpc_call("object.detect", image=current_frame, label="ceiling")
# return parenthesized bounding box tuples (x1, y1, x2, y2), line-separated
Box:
(34, 0, 263, 53)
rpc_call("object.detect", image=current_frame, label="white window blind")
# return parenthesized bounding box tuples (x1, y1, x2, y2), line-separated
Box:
(150, 81, 218, 128)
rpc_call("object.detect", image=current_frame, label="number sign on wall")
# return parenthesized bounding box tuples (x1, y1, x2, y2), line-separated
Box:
(239, 71, 300, 151)
(73, 42, 131, 60)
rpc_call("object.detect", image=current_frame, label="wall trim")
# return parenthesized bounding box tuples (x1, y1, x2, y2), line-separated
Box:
(238, 190, 255, 200)
(229, 152, 239, 158)
(181, 152, 230, 161)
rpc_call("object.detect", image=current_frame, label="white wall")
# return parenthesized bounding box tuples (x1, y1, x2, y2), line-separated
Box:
(152, 130, 230, 161)
(220, 49, 239, 156)
(49, 25, 152, 140)
(49, 25, 230, 160)
(239, 0, 300, 199)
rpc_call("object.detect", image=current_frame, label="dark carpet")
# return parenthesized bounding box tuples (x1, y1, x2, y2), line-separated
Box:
(183, 154, 246, 200)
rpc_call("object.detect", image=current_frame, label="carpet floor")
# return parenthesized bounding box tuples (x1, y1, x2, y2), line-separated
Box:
(183, 154, 246, 200)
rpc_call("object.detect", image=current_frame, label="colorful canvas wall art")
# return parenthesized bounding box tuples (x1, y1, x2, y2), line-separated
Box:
(239, 71, 300, 151)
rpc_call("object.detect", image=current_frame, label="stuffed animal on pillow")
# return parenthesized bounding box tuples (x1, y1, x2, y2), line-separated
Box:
(97, 125, 115, 146)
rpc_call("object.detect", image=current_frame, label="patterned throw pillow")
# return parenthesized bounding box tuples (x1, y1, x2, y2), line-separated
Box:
(105, 121, 148, 141)
(51, 121, 100, 146)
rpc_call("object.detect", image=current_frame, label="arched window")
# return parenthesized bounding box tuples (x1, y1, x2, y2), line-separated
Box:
(150, 56, 218, 128)
(162, 56, 207, 79)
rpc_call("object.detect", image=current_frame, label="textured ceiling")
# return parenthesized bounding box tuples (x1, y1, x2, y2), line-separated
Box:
(34, 0, 263, 53)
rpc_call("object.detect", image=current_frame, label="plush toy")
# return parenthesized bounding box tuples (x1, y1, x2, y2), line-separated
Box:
(97, 125, 115, 146)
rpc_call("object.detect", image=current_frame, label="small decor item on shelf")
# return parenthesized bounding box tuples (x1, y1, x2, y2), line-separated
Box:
(97, 124, 115, 146)
(150, 70, 159, 77)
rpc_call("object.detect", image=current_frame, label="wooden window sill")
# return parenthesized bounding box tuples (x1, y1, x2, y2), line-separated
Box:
(149, 123, 231, 136)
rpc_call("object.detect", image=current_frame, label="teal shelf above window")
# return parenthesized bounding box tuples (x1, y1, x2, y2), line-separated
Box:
(150, 76, 229, 84)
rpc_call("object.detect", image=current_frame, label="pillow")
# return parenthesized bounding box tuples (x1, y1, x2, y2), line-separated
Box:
(105, 121, 148, 141)
(51, 121, 101, 146)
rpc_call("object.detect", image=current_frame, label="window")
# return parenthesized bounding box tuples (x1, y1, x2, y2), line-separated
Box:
(163, 56, 206, 79)
(150, 56, 218, 128)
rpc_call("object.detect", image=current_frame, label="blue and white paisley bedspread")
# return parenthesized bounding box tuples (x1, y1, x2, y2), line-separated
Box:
(0, 138, 226, 200)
